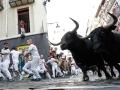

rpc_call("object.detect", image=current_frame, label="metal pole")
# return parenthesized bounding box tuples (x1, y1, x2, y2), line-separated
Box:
(5, 0, 8, 37)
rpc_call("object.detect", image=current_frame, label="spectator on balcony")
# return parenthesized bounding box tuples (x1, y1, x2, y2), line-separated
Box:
(19, 20, 26, 38)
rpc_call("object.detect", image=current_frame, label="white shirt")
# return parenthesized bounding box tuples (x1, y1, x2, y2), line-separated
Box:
(47, 58, 58, 66)
(39, 58, 46, 69)
(28, 44, 40, 57)
(11, 50, 21, 63)
(0, 55, 2, 62)
(1, 48, 10, 61)
(21, 28, 25, 34)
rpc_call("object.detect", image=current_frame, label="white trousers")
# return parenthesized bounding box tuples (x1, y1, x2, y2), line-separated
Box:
(13, 61, 19, 71)
(22, 61, 33, 74)
(0, 60, 12, 79)
(71, 65, 76, 75)
(30, 56, 41, 79)
(52, 64, 63, 78)
(23, 56, 41, 79)
(37, 65, 51, 79)
(0, 62, 5, 79)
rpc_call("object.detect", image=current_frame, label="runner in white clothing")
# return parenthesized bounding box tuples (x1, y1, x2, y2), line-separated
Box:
(21, 53, 34, 80)
(37, 54, 51, 79)
(47, 56, 63, 78)
(24, 39, 41, 81)
(11, 47, 21, 78)
(38, 55, 47, 73)
(0, 53, 5, 80)
(1, 42, 12, 81)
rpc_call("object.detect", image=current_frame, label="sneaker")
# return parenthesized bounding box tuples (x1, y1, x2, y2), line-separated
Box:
(48, 78, 53, 82)
(36, 78, 41, 81)
(61, 75, 65, 77)
(7, 79, 14, 82)
(0, 77, 3, 81)
(28, 74, 33, 78)
(31, 78, 41, 81)
(19, 74, 23, 80)
(52, 75, 55, 78)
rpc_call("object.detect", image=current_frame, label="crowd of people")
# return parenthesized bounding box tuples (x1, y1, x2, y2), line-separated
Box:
(0, 39, 81, 82)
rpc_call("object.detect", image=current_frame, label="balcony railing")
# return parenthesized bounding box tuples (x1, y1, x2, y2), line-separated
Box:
(9, 0, 35, 7)
(0, 0, 3, 11)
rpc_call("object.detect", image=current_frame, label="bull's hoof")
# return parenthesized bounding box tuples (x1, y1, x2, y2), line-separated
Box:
(117, 75, 120, 79)
(111, 73, 116, 77)
(98, 73, 102, 77)
(83, 76, 89, 81)
(106, 76, 112, 80)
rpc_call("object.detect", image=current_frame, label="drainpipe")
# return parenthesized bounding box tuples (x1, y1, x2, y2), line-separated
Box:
(5, 0, 8, 37)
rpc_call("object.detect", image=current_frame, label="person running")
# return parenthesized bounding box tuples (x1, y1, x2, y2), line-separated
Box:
(47, 55, 63, 78)
(1, 42, 13, 81)
(37, 54, 51, 79)
(11, 46, 21, 79)
(0, 53, 5, 80)
(24, 39, 41, 81)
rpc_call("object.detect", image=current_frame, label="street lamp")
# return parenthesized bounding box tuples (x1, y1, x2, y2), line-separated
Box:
(48, 22, 60, 28)
(9, 0, 35, 7)
(56, 24, 60, 28)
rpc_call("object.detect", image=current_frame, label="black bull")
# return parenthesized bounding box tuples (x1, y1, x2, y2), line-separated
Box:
(49, 18, 111, 81)
(86, 12, 120, 78)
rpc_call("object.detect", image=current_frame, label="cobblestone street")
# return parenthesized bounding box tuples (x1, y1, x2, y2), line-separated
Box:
(0, 73, 120, 90)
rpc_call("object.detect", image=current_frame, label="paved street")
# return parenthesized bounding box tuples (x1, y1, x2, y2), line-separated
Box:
(0, 72, 120, 90)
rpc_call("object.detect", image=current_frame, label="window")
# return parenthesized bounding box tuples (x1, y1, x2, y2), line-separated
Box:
(18, 8, 30, 34)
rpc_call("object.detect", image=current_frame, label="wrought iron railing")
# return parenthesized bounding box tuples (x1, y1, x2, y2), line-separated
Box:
(9, 0, 35, 7)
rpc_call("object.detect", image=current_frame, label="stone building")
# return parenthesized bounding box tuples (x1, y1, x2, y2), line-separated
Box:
(0, 0, 50, 60)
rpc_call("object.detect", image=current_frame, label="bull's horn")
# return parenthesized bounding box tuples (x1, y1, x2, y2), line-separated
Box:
(103, 12, 118, 30)
(69, 17, 79, 32)
(84, 35, 90, 39)
(49, 40, 61, 46)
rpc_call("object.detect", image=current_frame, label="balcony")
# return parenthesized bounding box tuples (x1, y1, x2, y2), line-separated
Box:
(0, 0, 3, 11)
(9, 0, 35, 7)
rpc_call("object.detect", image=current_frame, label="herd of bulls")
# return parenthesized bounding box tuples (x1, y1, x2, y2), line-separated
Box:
(50, 12, 120, 81)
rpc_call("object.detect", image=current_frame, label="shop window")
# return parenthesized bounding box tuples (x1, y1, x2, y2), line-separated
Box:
(18, 8, 30, 34)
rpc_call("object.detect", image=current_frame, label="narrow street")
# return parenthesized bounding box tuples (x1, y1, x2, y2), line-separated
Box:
(0, 0, 120, 90)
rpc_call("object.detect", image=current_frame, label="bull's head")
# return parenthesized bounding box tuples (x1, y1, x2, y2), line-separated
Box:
(49, 18, 79, 50)
(60, 18, 79, 50)
(86, 12, 118, 52)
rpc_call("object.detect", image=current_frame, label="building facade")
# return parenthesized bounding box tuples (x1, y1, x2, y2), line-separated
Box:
(94, 0, 120, 30)
(0, 0, 49, 60)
